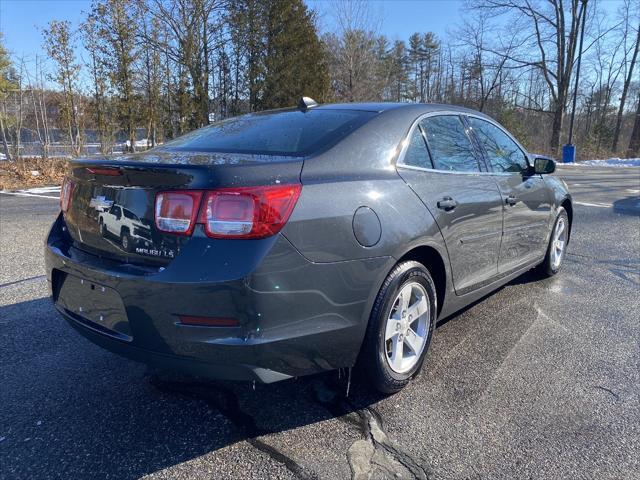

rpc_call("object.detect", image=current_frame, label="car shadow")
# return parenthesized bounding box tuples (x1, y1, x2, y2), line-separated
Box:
(435, 268, 542, 329)
(612, 196, 640, 216)
(0, 296, 387, 479)
(2, 279, 547, 479)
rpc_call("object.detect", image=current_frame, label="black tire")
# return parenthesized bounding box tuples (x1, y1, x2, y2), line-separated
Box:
(538, 207, 569, 277)
(359, 261, 437, 394)
(121, 230, 132, 252)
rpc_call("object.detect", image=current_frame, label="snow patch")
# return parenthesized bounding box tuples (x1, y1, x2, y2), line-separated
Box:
(574, 158, 640, 167)
(19, 186, 61, 194)
(125, 138, 153, 148)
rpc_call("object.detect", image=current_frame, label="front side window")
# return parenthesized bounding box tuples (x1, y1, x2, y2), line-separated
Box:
(123, 209, 137, 220)
(467, 117, 528, 173)
(420, 116, 480, 172)
(402, 127, 432, 169)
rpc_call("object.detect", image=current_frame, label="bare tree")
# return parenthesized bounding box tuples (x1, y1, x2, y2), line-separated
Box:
(457, 14, 514, 111)
(145, 0, 226, 128)
(34, 56, 51, 158)
(0, 34, 13, 161)
(612, 0, 639, 152)
(93, 0, 140, 152)
(22, 57, 50, 158)
(43, 20, 82, 156)
(628, 95, 640, 157)
(137, 7, 163, 147)
(323, 0, 384, 102)
(10, 57, 26, 160)
(472, 0, 589, 153)
(81, 11, 111, 153)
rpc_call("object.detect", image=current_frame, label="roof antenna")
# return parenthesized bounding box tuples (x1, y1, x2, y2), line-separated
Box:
(298, 96, 318, 111)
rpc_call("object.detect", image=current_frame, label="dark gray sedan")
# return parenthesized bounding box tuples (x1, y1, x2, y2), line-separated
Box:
(45, 101, 572, 393)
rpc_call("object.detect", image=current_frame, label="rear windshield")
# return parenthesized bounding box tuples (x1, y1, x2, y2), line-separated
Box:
(159, 109, 376, 157)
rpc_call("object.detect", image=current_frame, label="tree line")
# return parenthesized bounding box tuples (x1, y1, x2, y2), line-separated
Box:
(0, 0, 638, 161)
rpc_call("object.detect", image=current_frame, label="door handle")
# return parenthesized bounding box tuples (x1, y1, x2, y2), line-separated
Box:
(505, 195, 518, 206)
(437, 197, 458, 211)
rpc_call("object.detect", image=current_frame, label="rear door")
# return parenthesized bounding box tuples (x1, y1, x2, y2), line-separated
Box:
(465, 116, 552, 273)
(396, 114, 504, 295)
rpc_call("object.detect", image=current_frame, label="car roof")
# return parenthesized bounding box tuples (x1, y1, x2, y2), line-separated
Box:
(315, 102, 483, 115)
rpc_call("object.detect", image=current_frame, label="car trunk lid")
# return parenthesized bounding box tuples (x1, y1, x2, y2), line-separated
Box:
(62, 151, 303, 266)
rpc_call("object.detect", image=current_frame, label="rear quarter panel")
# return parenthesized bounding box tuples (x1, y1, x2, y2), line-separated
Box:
(281, 106, 453, 333)
(282, 106, 448, 264)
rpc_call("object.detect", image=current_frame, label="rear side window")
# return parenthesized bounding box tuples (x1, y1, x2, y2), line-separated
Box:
(160, 109, 377, 157)
(420, 116, 480, 172)
(467, 117, 528, 173)
(402, 128, 432, 169)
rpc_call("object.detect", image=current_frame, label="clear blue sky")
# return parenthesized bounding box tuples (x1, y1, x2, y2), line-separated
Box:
(1, 0, 90, 60)
(0, 0, 624, 64)
(0, 0, 465, 62)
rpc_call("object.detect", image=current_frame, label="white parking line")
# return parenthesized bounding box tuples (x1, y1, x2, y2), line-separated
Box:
(574, 201, 611, 208)
(18, 186, 61, 194)
(0, 191, 60, 200)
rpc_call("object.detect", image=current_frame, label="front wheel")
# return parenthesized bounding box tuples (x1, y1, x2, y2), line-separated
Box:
(538, 207, 569, 276)
(121, 231, 132, 252)
(360, 261, 437, 394)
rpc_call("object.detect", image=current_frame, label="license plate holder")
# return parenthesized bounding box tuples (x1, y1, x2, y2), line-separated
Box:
(56, 274, 131, 340)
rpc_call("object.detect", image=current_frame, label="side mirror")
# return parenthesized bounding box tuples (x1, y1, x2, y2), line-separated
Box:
(532, 156, 556, 175)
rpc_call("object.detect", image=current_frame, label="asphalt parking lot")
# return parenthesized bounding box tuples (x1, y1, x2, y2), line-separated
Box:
(1, 166, 639, 480)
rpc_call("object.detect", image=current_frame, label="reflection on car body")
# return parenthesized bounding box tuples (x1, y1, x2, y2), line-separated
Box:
(98, 203, 152, 252)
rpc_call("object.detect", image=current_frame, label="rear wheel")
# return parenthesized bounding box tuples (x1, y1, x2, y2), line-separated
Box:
(360, 261, 437, 393)
(538, 208, 569, 276)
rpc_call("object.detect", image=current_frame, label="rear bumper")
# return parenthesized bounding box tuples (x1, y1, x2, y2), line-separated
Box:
(45, 213, 391, 383)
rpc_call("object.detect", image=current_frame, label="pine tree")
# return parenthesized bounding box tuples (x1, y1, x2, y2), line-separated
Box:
(389, 40, 409, 102)
(259, 0, 329, 109)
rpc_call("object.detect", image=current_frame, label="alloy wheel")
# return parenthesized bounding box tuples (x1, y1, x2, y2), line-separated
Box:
(551, 217, 567, 269)
(384, 282, 430, 374)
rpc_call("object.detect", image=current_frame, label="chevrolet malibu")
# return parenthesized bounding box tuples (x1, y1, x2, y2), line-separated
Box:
(45, 100, 572, 393)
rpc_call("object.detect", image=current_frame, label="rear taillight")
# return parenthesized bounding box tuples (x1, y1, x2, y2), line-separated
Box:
(60, 178, 74, 213)
(154, 191, 203, 235)
(200, 185, 301, 239)
(153, 184, 301, 240)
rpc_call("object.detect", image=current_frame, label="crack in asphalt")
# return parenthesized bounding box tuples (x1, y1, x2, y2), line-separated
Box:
(148, 377, 317, 480)
(566, 252, 594, 260)
(593, 385, 620, 400)
(0, 275, 46, 289)
(311, 381, 429, 480)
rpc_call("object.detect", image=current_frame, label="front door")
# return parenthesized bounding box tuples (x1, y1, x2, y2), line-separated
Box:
(465, 116, 553, 273)
(396, 114, 504, 295)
